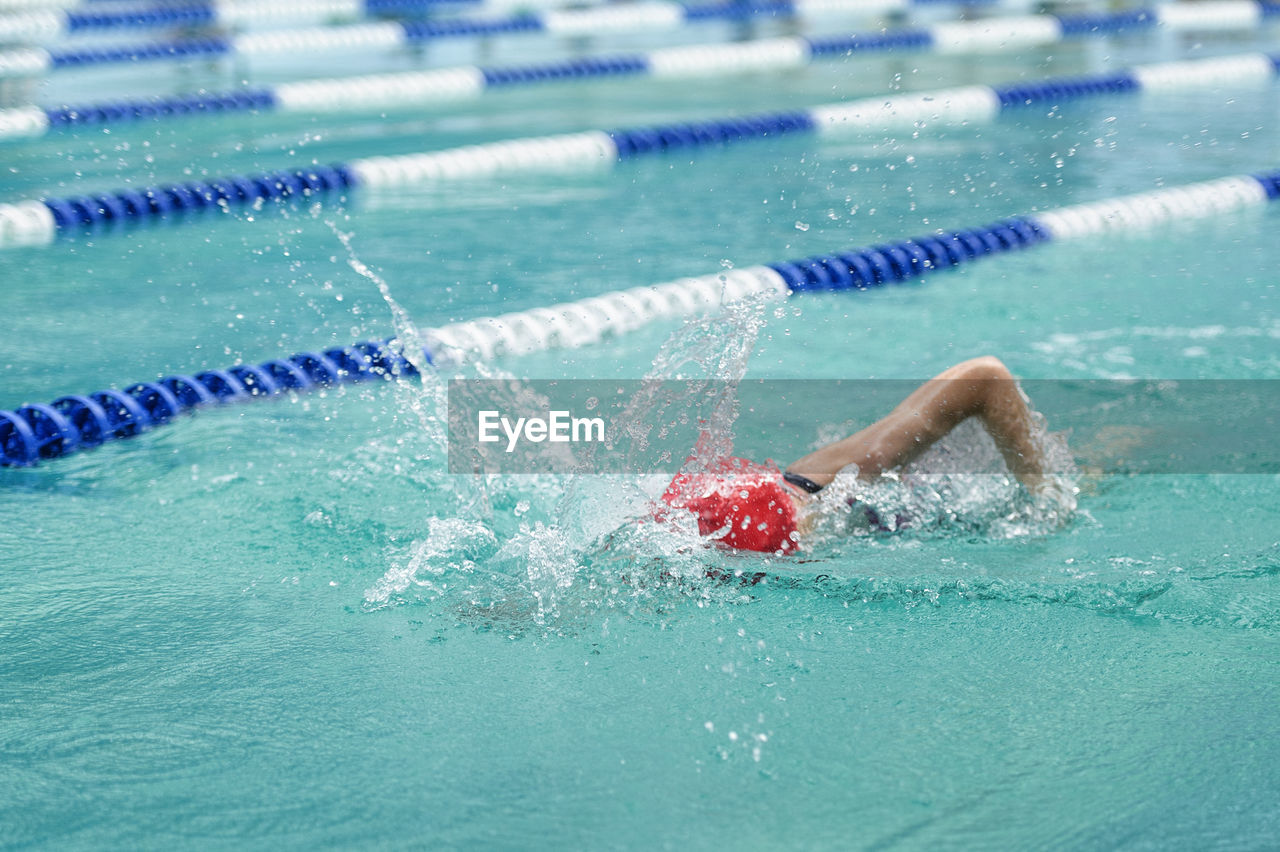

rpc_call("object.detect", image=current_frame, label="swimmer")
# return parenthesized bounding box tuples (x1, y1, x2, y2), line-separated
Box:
(659, 356, 1054, 554)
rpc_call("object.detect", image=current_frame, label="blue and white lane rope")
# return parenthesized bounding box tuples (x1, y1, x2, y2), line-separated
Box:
(0, 0, 615, 7)
(2, 169, 1278, 468)
(0, 0, 959, 41)
(2, 0, 1278, 78)
(2, 31, 1278, 144)
(2, 51, 1279, 249)
(0, 0, 945, 69)
(0, 0, 624, 42)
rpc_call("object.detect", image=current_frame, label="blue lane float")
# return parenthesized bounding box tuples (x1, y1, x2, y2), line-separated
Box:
(0, 0, 545, 43)
(0, 341, 422, 466)
(34, 164, 358, 234)
(0, 0, 977, 56)
(1, 51, 1277, 249)
(63, 0, 483, 33)
(10, 21, 1255, 140)
(0, 0, 976, 40)
(3, 35, 1280, 142)
(0, 0, 1020, 43)
(1, 0, 1277, 79)
(3, 169, 1278, 468)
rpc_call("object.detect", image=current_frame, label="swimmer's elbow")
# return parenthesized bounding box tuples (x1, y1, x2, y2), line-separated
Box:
(962, 355, 1013, 381)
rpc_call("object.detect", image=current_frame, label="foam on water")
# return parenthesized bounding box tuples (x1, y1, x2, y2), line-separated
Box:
(354, 281, 783, 620)
(802, 414, 1079, 545)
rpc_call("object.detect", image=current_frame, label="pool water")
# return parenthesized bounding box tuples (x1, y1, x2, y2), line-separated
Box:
(2, 21, 1279, 849)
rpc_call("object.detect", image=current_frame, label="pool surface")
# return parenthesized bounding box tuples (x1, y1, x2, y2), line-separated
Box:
(2, 11, 1279, 849)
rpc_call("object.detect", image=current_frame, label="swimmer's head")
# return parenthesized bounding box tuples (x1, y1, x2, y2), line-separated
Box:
(658, 457, 799, 554)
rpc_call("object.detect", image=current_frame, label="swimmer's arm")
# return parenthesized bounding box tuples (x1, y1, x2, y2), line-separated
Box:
(785, 356, 1050, 492)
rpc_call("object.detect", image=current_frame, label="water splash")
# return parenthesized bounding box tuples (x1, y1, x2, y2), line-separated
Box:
(803, 413, 1079, 544)
(328, 222, 431, 380)
(330, 223, 444, 435)
(329, 223, 493, 516)
(472, 300, 777, 624)
(606, 294, 770, 469)
(348, 258, 1085, 627)
(364, 516, 498, 607)
(359, 291, 775, 622)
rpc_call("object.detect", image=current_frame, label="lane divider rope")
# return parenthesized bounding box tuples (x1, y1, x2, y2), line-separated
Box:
(0, 0, 466, 43)
(3, 168, 1278, 467)
(8, 24, 1278, 140)
(6, 0, 728, 7)
(1, 0, 1276, 78)
(0, 0, 960, 41)
(1, 51, 1278, 249)
(0, 0, 963, 67)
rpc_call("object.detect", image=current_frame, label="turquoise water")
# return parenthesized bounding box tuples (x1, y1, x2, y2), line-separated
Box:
(2, 25, 1280, 848)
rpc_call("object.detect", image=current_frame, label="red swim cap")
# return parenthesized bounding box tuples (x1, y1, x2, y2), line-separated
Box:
(659, 457, 799, 554)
